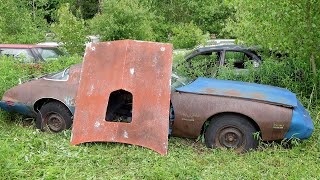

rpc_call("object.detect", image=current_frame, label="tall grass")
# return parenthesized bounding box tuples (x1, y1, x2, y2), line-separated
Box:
(0, 55, 319, 178)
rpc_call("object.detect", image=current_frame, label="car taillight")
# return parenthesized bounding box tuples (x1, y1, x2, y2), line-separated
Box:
(6, 101, 15, 106)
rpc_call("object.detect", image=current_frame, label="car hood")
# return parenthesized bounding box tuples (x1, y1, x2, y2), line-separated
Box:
(176, 77, 297, 107)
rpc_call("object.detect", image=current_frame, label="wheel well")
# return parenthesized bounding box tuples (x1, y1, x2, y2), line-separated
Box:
(34, 98, 71, 113)
(201, 112, 261, 136)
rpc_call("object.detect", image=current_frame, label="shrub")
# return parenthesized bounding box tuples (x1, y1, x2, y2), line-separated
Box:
(51, 3, 87, 55)
(89, 0, 156, 41)
(169, 22, 208, 49)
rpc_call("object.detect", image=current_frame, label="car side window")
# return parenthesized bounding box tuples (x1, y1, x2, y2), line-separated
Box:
(187, 52, 220, 77)
(0, 48, 35, 63)
(224, 51, 253, 69)
(36, 48, 62, 61)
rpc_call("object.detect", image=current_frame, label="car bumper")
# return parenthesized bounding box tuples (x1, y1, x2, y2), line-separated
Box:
(285, 101, 314, 139)
(0, 101, 35, 117)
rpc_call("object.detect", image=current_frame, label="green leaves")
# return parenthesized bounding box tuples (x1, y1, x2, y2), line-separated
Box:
(89, 0, 156, 42)
(0, 0, 46, 44)
(51, 3, 87, 55)
(170, 22, 208, 49)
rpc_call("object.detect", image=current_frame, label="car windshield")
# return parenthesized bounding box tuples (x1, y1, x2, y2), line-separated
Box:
(171, 72, 193, 91)
(36, 47, 64, 61)
(44, 68, 69, 81)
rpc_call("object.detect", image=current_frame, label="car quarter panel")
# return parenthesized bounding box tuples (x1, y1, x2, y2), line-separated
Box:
(171, 91, 292, 141)
(1, 64, 81, 115)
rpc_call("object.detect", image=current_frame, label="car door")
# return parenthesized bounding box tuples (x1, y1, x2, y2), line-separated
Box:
(185, 50, 223, 78)
(220, 50, 261, 75)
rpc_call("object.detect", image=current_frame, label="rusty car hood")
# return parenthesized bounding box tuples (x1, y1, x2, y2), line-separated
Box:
(176, 77, 297, 107)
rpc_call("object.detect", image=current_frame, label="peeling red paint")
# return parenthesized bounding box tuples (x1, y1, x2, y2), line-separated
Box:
(70, 40, 172, 155)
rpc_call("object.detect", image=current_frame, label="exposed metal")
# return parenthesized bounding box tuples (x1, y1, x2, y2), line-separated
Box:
(171, 91, 292, 141)
(70, 40, 172, 155)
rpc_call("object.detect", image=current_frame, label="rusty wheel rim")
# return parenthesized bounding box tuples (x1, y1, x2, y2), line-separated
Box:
(215, 126, 245, 150)
(45, 113, 65, 132)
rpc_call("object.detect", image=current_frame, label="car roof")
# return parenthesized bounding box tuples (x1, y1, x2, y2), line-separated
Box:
(196, 45, 253, 52)
(185, 45, 257, 60)
(0, 44, 57, 48)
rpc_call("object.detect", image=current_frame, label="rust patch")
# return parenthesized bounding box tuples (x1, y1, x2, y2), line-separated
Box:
(201, 88, 216, 94)
(250, 92, 266, 99)
(223, 89, 242, 96)
(71, 40, 172, 155)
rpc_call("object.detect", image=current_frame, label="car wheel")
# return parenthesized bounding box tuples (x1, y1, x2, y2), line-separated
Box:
(36, 102, 72, 132)
(205, 114, 258, 153)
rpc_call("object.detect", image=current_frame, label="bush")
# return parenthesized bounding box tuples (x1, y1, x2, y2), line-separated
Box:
(0, 1, 46, 44)
(89, 0, 156, 41)
(51, 3, 87, 55)
(169, 22, 208, 49)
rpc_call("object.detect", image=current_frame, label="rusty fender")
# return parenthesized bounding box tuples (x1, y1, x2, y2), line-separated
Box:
(171, 91, 292, 141)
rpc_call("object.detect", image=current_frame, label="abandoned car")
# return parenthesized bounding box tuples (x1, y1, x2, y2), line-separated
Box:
(0, 63, 314, 152)
(0, 44, 65, 63)
(178, 45, 262, 77)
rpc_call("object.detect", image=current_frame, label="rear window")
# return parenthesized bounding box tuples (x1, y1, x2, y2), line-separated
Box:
(36, 48, 64, 61)
(0, 48, 34, 63)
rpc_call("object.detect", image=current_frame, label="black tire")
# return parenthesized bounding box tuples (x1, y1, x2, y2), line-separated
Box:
(36, 101, 72, 133)
(205, 114, 258, 153)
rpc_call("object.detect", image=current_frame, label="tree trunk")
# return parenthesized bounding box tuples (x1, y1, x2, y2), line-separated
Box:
(310, 52, 317, 77)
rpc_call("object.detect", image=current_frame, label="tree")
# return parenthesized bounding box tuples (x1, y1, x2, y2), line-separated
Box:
(72, 0, 100, 20)
(149, 0, 234, 36)
(51, 3, 87, 54)
(0, 0, 46, 43)
(89, 0, 156, 41)
(225, 0, 320, 76)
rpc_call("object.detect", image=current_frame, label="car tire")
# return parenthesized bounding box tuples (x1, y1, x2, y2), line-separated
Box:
(36, 101, 72, 133)
(205, 114, 258, 153)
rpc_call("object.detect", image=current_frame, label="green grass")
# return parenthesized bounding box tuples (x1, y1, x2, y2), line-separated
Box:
(1, 56, 320, 179)
(0, 110, 319, 179)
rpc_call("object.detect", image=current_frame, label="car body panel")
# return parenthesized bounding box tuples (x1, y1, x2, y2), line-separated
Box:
(176, 77, 297, 107)
(171, 91, 292, 141)
(1, 64, 81, 116)
(285, 101, 314, 139)
(70, 40, 172, 155)
(0, 101, 34, 117)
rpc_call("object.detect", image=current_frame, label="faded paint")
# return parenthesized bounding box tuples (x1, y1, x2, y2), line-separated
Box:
(94, 121, 101, 128)
(130, 68, 135, 75)
(177, 77, 297, 107)
(65, 96, 76, 106)
(71, 40, 172, 155)
(171, 91, 292, 141)
(1, 64, 81, 116)
(0, 101, 34, 116)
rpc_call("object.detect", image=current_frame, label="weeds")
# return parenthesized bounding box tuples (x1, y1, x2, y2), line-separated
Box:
(0, 55, 319, 178)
